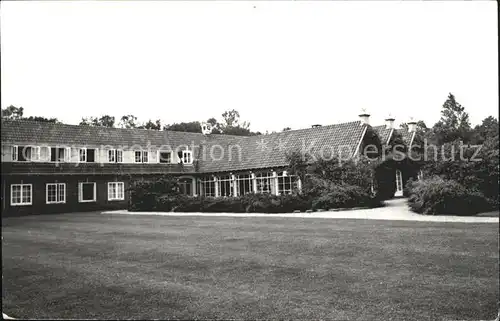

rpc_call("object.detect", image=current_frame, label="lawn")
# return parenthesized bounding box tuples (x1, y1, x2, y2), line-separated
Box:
(2, 212, 498, 320)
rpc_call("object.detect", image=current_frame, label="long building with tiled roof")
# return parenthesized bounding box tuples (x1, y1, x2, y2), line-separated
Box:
(1, 113, 418, 215)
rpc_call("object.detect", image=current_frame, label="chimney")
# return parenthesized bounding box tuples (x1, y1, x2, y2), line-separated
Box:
(311, 124, 321, 128)
(407, 117, 417, 133)
(358, 108, 370, 126)
(385, 114, 395, 129)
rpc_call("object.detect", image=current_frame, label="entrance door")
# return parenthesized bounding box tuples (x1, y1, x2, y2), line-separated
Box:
(395, 170, 403, 197)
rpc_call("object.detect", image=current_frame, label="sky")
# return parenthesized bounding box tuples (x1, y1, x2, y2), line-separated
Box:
(1, 1, 498, 133)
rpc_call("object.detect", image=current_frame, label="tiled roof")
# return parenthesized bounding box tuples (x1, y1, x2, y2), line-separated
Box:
(197, 121, 367, 173)
(398, 128, 415, 146)
(1, 119, 209, 149)
(372, 125, 415, 147)
(373, 125, 393, 145)
(1, 119, 367, 174)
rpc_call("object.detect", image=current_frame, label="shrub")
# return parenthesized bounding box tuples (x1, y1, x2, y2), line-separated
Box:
(407, 177, 490, 216)
(128, 175, 181, 211)
(311, 184, 373, 210)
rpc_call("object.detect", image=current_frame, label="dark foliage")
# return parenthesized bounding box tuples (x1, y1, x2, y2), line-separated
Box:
(407, 177, 491, 215)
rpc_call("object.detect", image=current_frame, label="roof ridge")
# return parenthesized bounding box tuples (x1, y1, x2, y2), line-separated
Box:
(1, 119, 257, 139)
(257, 120, 363, 138)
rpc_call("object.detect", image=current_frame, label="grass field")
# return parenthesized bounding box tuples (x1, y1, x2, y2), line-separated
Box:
(2, 212, 498, 320)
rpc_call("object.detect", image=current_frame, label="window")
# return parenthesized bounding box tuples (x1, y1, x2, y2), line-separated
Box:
(87, 149, 96, 162)
(134, 150, 148, 163)
(108, 182, 125, 201)
(218, 175, 234, 197)
(418, 169, 424, 180)
(79, 148, 87, 162)
(46, 183, 66, 204)
(79, 182, 96, 202)
(108, 149, 116, 163)
(159, 151, 172, 164)
(200, 177, 216, 197)
(11, 184, 32, 206)
(256, 172, 274, 194)
(182, 151, 192, 164)
(14, 146, 40, 162)
(11, 146, 18, 161)
(236, 174, 253, 196)
(50, 147, 68, 162)
(116, 150, 123, 163)
(277, 172, 298, 195)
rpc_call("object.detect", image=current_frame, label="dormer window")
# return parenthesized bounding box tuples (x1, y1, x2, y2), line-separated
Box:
(182, 150, 192, 164)
(134, 150, 148, 163)
(159, 151, 172, 164)
(11, 145, 40, 162)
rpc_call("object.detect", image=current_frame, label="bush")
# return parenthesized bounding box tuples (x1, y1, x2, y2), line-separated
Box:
(407, 177, 491, 216)
(128, 175, 382, 213)
(311, 184, 374, 210)
(128, 176, 180, 211)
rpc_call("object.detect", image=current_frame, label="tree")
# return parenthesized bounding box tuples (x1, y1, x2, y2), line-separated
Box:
(24, 116, 60, 123)
(217, 109, 258, 136)
(118, 115, 138, 129)
(2, 106, 60, 123)
(282, 127, 292, 132)
(140, 119, 162, 130)
(163, 121, 201, 133)
(470, 116, 499, 145)
(1, 105, 24, 120)
(80, 115, 115, 127)
(432, 93, 472, 145)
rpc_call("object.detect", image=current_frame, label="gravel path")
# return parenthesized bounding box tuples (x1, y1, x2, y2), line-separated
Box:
(102, 198, 498, 223)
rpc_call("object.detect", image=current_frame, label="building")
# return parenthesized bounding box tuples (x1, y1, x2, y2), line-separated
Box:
(1, 112, 419, 216)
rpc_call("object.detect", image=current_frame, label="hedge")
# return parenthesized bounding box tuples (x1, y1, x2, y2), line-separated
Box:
(128, 177, 383, 213)
(406, 177, 491, 216)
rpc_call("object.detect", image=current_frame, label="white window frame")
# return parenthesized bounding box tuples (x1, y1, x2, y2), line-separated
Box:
(65, 147, 71, 162)
(200, 177, 216, 197)
(182, 150, 192, 164)
(79, 148, 87, 162)
(31, 146, 41, 161)
(107, 182, 125, 201)
(217, 175, 234, 197)
(134, 150, 142, 163)
(78, 182, 96, 203)
(116, 149, 123, 163)
(10, 184, 32, 206)
(277, 171, 298, 195)
(159, 151, 172, 164)
(134, 150, 149, 163)
(40, 146, 51, 162)
(256, 172, 274, 194)
(46, 183, 66, 204)
(11, 146, 18, 161)
(108, 149, 116, 163)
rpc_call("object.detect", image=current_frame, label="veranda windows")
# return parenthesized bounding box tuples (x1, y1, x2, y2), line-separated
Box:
(277, 171, 298, 195)
(236, 174, 253, 195)
(256, 172, 273, 194)
(200, 177, 216, 197)
(218, 175, 234, 197)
